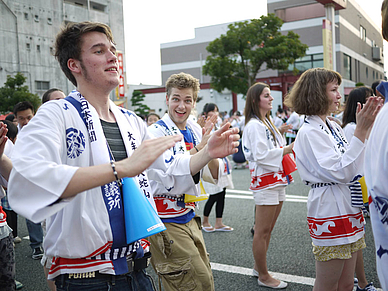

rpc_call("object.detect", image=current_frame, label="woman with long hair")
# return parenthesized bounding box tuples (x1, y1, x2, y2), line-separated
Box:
(201, 103, 234, 232)
(341, 86, 377, 291)
(243, 82, 294, 289)
(285, 68, 382, 291)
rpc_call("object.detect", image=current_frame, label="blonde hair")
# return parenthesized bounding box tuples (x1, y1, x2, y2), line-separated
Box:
(165, 72, 200, 101)
(284, 68, 342, 116)
(245, 82, 280, 144)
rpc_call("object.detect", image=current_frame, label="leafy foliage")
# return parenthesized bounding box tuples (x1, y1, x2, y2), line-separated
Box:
(131, 90, 150, 117)
(0, 73, 41, 113)
(203, 14, 309, 96)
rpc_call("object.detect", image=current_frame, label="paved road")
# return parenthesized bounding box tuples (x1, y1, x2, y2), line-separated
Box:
(14, 168, 381, 290)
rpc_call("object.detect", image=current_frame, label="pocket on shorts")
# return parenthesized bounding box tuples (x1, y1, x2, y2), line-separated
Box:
(155, 258, 197, 291)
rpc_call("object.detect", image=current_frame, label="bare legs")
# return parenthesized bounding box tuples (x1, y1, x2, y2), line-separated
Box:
(252, 202, 283, 287)
(314, 253, 357, 291)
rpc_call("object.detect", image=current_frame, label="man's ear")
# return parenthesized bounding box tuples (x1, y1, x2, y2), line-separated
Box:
(165, 94, 169, 105)
(67, 58, 81, 74)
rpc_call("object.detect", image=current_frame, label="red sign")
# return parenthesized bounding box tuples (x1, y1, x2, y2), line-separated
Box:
(117, 52, 125, 99)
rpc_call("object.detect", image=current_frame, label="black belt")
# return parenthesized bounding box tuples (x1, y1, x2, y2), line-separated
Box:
(59, 252, 151, 280)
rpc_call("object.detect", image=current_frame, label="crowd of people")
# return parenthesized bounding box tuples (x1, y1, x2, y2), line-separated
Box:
(1, 3, 388, 290)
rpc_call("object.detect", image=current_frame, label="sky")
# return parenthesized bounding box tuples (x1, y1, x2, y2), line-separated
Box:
(123, 0, 384, 86)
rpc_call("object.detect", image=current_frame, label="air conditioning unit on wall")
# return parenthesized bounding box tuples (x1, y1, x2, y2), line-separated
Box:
(372, 47, 382, 61)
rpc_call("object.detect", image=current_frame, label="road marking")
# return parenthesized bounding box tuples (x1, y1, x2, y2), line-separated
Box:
(211, 262, 315, 286)
(210, 262, 383, 290)
(226, 189, 308, 203)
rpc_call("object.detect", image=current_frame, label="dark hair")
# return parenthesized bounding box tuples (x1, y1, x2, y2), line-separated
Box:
(383, 0, 388, 41)
(342, 86, 373, 128)
(54, 21, 115, 87)
(284, 68, 342, 116)
(42, 88, 64, 104)
(5, 114, 15, 122)
(202, 103, 218, 116)
(245, 82, 279, 142)
(0, 120, 18, 140)
(147, 113, 160, 120)
(371, 80, 382, 96)
(13, 101, 34, 116)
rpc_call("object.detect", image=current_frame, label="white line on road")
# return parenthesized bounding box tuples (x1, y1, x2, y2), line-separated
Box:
(210, 262, 383, 290)
(211, 262, 315, 286)
(226, 189, 308, 203)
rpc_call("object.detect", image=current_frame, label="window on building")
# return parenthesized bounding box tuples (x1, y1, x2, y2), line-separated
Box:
(34, 15, 39, 22)
(35, 81, 50, 91)
(366, 67, 368, 78)
(285, 53, 324, 73)
(24, 13, 29, 20)
(37, 45, 40, 52)
(26, 43, 30, 50)
(47, 17, 52, 25)
(360, 26, 366, 41)
(50, 47, 54, 55)
(343, 54, 351, 80)
(91, 2, 106, 12)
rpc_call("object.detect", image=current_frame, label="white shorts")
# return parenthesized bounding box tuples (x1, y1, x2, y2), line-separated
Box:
(253, 187, 286, 205)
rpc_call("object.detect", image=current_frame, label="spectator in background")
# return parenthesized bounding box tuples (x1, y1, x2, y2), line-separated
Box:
(371, 80, 382, 97)
(42, 88, 66, 104)
(146, 113, 160, 127)
(285, 108, 300, 144)
(13, 102, 34, 132)
(342, 86, 377, 291)
(201, 103, 234, 233)
(5, 115, 17, 127)
(0, 120, 19, 243)
(13, 101, 45, 260)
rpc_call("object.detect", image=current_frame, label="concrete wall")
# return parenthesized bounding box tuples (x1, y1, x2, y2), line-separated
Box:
(0, 0, 124, 103)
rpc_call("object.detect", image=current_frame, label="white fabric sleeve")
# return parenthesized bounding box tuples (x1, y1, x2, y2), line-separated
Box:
(295, 126, 365, 184)
(145, 126, 198, 196)
(243, 121, 283, 172)
(8, 104, 78, 223)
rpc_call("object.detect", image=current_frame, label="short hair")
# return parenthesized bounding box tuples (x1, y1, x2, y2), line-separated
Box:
(54, 21, 115, 87)
(371, 80, 382, 96)
(13, 101, 34, 116)
(165, 72, 200, 102)
(202, 103, 218, 115)
(284, 68, 342, 116)
(42, 88, 65, 104)
(5, 114, 15, 122)
(342, 86, 373, 129)
(383, 0, 388, 41)
(0, 120, 18, 140)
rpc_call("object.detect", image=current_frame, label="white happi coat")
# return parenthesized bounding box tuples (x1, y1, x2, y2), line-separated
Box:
(147, 114, 217, 218)
(364, 103, 388, 291)
(8, 91, 198, 278)
(242, 117, 292, 192)
(294, 115, 365, 247)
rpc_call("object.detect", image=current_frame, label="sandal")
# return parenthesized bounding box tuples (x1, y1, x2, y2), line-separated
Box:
(202, 226, 215, 232)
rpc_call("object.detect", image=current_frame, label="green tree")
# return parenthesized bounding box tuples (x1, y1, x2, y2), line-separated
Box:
(0, 73, 41, 113)
(131, 90, 150, 116)
(203, 14, 309, 96)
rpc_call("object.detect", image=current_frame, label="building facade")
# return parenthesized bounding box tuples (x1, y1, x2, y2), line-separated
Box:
(138, 0, 384, 116)
(0, 0, 125, 101)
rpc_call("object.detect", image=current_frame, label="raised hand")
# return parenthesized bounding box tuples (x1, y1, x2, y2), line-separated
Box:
(206, 122, 240, 159)
(0, 122, 8, 159)
(120, 134, 183, 178)
(354, 96, 383, 142)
